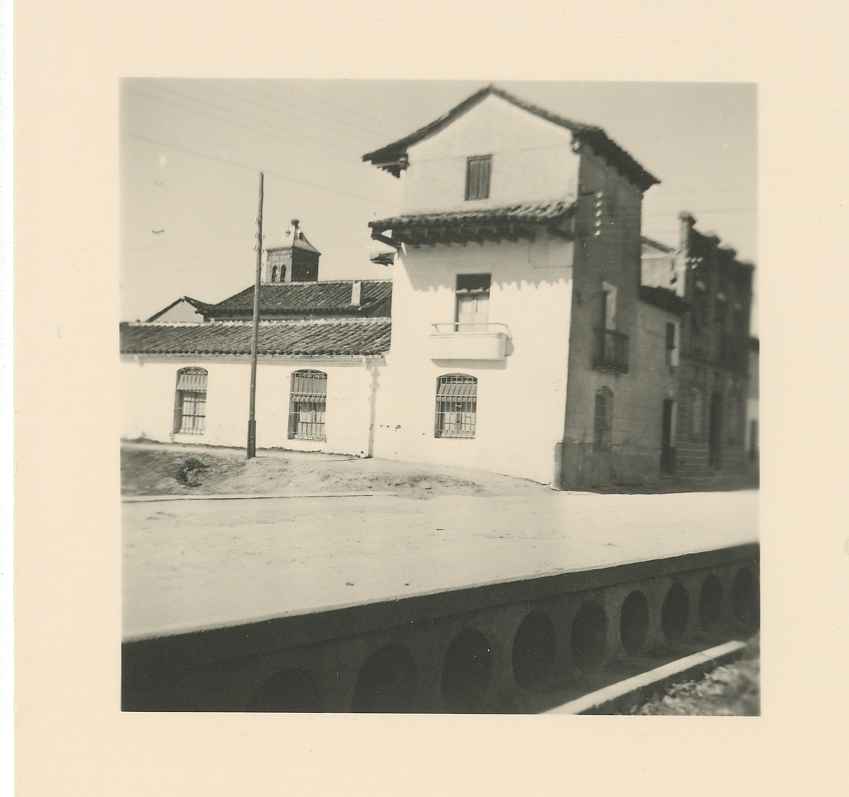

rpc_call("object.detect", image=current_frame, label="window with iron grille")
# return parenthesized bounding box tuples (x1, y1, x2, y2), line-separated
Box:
(288, 370, 327, 441)
(593, 387, 613, 452)
(435, 374, 477, 438)
(465, 155, 491, 201)
(174, 368, 208, 435)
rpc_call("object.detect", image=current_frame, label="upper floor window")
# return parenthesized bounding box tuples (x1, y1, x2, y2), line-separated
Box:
(174, 367, 208, 435)
(288, 369, 327, 441)
(455, 274, 491, 329)
(435, 374, 477, 438)
(271, 265, 279, 283)
(665, 321, 679, 367)
(465, 155, 491, 201)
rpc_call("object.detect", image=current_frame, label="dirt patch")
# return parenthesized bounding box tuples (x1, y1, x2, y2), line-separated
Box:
(629, 636, 760, 715)
(120, 442, 550, 500)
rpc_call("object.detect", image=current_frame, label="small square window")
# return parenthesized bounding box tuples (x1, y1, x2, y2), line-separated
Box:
(465, 155, 491, 201)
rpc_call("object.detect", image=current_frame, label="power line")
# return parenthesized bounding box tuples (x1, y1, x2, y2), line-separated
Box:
(126, 87, 379, 172)
(126, 131, 394, 204)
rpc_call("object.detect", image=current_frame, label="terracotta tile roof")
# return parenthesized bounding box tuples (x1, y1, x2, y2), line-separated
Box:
(362, 84, 660, 191)
(120, 318, 392, 357)
(204, 279, 393, 319)
(370, 199, 576, 233)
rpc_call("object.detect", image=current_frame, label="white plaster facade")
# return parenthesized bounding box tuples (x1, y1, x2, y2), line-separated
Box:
(372, 235, 574, 484)
(402, 93, 580, 214)
(121, 356, 380, 456)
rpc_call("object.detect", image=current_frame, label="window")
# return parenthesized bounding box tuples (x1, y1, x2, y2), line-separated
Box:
(174, 368, 208, 435)
(288, 370, 327, 441)
(271, 265, 278, 283)
(600, 282, 618, 331)
(593, 387, 613, 453)
(455, 274, 491, 329)
(665, 321, 679, 367)
(435, 374, 477, 438)
(465, 155, 491, 201)
(690, 388, 704, 440)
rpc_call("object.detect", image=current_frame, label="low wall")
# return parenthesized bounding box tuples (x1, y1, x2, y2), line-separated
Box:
(123, 543, 759, 713)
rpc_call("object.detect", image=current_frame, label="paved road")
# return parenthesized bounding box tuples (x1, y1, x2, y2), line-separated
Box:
(123, 490, 758, 640)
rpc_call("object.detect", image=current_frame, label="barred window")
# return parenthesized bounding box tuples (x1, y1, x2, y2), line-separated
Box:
(593, 387, 613, 452)
(465, 155, 491, 201)
(435, 374, 477, 438)
(288, 370, 327, 441)
(174, 367, 207, 435)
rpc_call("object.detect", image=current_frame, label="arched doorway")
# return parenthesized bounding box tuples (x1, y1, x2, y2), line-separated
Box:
(709, 391, 723, 469)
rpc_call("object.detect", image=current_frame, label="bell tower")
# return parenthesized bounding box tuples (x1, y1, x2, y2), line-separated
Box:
(264, 218, 322, 283)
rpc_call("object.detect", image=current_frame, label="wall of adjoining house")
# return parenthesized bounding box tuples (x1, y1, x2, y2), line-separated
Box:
(560, 146, 664, 488)
(121, 356, 378, 457)
(402, 93, 581, 214)
(371, 233, 574, 486)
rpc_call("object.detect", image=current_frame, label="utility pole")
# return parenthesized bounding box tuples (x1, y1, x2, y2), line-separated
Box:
(246, 171, 264, 459)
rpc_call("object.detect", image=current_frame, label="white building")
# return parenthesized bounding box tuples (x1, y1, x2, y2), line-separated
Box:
(122, 84, 752, 489)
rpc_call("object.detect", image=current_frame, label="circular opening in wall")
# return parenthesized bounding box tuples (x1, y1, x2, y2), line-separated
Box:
(512, 611, 557, 689)
(249, 668, 321, 712)
(699, 574, 723, 630)
(441, 628, 494, 712)
(351, 644, 417, 713)
(731, 567, 759, 629)
(619, 591, 649, 655)
(571, 601, 608, 672)
(661, 582, 690, 642)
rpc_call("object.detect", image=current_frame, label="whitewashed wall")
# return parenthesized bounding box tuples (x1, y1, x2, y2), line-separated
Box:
(121, 356, 379, 456)
(372, 234, 574, 485)
(402, 93, 580, 213)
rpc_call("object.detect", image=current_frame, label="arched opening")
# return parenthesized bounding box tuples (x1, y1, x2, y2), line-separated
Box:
(249, 668, 321, 712)
(593, 387, 614, 453)
(571, 601, 608, 672)
(699, 574, 723, 630)
(619, 591, 649, 655)
(351, 645, 417, 713)
(271, 265, 278, 283)
(512, 611, 556, 689)
(731, 567, 759, 628)
(434, 374, 478, 439)
(441, 628, 494, 712)
(288, 369, 327, 441)
(662, 582, 690, 641)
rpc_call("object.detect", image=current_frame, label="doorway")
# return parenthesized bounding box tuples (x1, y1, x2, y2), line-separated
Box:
(660, 398, 675, 474)
(709, 392, 723, 469)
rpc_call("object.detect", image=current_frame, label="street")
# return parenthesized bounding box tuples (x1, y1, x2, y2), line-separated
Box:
(124, 490, 757, 640)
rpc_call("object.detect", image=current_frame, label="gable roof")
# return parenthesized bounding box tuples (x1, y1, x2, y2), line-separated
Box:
(362, 83, 659, 191)
(120, 317, 392, 358)
(202, 279, 393, 318)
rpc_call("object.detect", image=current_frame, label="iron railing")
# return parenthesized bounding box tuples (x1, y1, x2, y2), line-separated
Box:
(593, 328, 629, 373)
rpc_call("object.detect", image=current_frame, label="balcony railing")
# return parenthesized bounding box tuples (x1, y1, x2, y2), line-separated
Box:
(429, 322, 510, 360)
(593, 328, 629, 373)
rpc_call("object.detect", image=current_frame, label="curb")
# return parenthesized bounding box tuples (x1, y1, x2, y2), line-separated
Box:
(122, 491, 381, 504)
(546, 640, 749, 715)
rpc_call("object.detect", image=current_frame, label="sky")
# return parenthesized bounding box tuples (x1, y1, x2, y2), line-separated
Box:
(121, 80, 757, 328)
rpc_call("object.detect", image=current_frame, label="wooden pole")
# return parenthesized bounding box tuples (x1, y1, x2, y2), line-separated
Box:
(246, 171, 264, 458)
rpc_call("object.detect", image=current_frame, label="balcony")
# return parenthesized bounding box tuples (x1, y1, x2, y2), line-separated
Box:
(428, 322, 510, 361)
(593, 328, 629, 373)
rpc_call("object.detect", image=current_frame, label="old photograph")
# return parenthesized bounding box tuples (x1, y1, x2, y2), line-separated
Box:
(120, 80, 759, 714)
